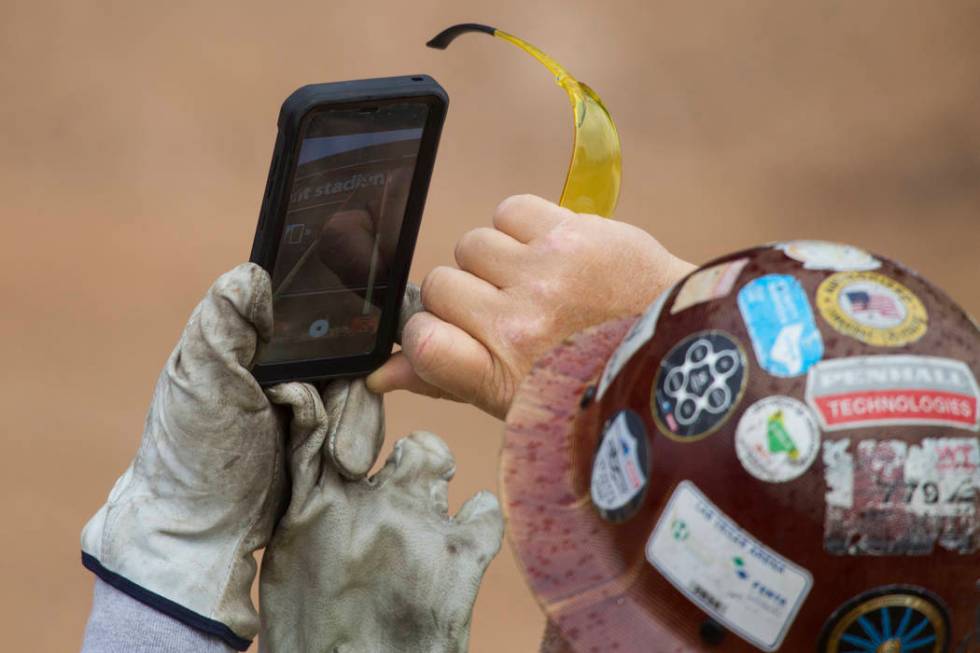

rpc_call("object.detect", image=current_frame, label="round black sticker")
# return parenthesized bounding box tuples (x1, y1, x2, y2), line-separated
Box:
(652, 330, 748, 442)
(589, 409, 650, 523)
(818, 585, 950, 653)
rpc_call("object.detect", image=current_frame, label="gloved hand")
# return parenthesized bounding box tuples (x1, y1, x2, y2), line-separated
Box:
(259, 380, 505, 653)
(80, 264, 420, 650)
(80, 263, 282, 650)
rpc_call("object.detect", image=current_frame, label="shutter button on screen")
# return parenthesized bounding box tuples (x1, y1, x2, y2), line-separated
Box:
(308, 319, 329, 338)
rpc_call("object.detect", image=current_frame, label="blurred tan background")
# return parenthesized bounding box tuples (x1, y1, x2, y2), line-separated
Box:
(1, 1, 978, 651)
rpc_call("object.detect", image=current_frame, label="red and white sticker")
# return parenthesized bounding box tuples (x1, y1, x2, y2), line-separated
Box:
(591, 410, 648, 515)
(805, 356, 979, 432)
(823, 437, 980, 555)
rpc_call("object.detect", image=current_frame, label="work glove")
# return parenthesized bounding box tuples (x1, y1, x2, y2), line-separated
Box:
(259, 380, 505, 653)
(80, 263, 282, 649)
(80, 263, 420, 650)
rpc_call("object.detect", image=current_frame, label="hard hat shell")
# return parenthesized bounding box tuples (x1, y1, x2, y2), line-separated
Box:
(502, 241, 979, 653)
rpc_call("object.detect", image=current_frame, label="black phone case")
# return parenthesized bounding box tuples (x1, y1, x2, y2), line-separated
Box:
(249, 75, 448, 384)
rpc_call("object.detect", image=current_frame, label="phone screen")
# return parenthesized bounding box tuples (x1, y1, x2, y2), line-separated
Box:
(256, 102, 428, 364)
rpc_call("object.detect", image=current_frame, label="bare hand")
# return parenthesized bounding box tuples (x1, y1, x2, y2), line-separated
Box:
(366, 194, 695, 419)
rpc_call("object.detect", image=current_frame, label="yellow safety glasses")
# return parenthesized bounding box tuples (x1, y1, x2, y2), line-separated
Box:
(427, 23, 622, 218)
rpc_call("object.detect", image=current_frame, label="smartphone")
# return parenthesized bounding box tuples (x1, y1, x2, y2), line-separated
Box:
(249, 75, 447, 384)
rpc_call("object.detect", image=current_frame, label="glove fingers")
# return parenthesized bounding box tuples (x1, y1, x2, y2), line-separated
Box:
(324, 378, 384, 480)
(266, 382, 323, 435)
(266, 382, 330, 505)
(396, 282, 422, 345)
(186, 263, 273, 364)
(453, 490, 505, 564)
(168, 264, 273, 408)
(373, 431, 455, 513)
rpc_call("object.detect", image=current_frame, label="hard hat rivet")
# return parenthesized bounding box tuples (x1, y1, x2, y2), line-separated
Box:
(699, 619, 726, 646)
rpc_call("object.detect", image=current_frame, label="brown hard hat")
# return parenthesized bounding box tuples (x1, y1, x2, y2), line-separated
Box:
(502, 241, 979, 653)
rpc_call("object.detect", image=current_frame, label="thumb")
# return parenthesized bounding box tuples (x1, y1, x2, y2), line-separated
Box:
(162, 263, 272, 413)
(178, 263, 273, 371)
(365, 352, 455, 400)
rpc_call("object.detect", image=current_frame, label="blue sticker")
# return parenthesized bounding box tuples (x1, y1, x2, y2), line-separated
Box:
(737, 275, 824, 377)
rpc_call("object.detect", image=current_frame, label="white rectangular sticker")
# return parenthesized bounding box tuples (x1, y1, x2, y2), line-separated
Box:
(645, 481, 812, 651)
(596, 286, 671, 399)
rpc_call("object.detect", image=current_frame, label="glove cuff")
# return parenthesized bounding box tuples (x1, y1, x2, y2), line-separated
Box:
(81, 552, 252, 651)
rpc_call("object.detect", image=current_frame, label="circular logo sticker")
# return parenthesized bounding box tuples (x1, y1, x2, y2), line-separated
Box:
(819, 586, 949, 653)
(735, 396, 820, 483)
(652, 331, 748, 441)
(590, 409, 650, 522)
(777, 240, 881, 271)
(817, 271, 928, 346)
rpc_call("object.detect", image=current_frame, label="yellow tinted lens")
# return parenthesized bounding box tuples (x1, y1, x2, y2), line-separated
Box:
(560, 82, 621, 216)
(428, 24, 622, 218)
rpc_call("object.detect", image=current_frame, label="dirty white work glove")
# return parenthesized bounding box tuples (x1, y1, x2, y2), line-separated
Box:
(80, 263, 283, 651)
(323, 283, 423, 481)
(259, 380, 505, 653)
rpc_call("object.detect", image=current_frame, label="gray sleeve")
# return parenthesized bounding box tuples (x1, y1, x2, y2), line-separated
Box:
(81, 578, 237, 653)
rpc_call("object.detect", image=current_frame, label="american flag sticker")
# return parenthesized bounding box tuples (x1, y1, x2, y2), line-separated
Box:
(844, 289, 902, 320)
(816, 271, 928, 347)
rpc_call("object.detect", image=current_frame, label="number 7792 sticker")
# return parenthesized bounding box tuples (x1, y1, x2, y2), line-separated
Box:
(823, 437, 980, 555)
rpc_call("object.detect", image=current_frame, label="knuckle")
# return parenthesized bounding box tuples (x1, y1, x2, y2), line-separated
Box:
(493, 194, 536, 224)
(496, 312, 552, 353)
(526, 276, 562, 302)
(541, 221, 587, 254)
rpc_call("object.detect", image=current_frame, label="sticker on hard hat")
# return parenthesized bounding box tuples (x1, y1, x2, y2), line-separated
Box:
(776, 240, 881, 272)
(670, 257, 748, 315)
(805, 356, 979, 432)
(817, 586, 949, 653)
(816, 271, 928, 346)
(589, 409, 649, 522)
(652, 331, 748, 441)
(737, 274, 825, 377)
(596, 286, 671, 399)
(735, 396, 821, 483)
(645, 481, 813, 652)
(823, 437, 980, 555)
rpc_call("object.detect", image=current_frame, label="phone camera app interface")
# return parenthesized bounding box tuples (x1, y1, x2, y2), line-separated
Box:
(258, 102, 428, 364)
